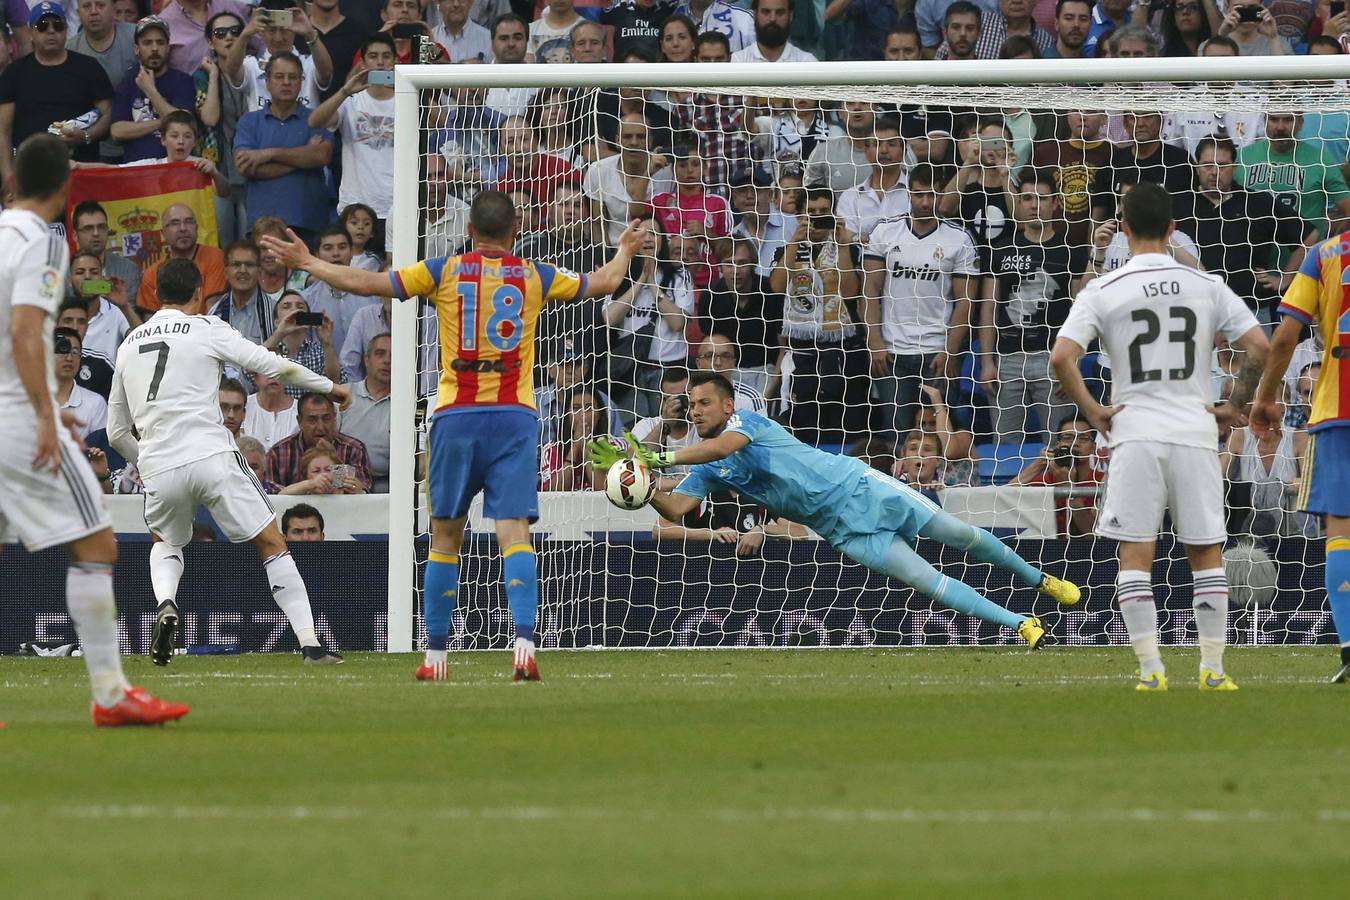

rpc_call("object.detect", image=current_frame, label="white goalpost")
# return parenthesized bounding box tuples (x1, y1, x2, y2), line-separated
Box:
(386, 56, 1349, 654)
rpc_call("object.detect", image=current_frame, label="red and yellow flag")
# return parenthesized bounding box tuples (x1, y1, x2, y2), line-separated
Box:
(65, 161, 218, 270)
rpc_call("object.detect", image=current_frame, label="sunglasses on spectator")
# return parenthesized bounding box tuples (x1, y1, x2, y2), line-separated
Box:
(35, 17, 66, 32)
(211, 24, 244, 37)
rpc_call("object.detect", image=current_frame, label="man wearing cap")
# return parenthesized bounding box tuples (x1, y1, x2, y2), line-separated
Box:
(0, 1, 114, 179)
(111, 16, 197, 163)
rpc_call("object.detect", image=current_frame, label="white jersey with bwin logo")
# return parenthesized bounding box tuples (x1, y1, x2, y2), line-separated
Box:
(865, 215, 978, 356)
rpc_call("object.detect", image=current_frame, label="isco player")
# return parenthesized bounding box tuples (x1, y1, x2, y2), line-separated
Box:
(261, 191, 644, 681)
(0, 133, 188, 726)
(1252, 229, 1350, 683)
(1051, 182, 1270, 691)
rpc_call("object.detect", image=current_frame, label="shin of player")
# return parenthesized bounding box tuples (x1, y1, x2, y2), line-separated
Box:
(0, 133, 187, 725)
(1051, 181, 1268, 691)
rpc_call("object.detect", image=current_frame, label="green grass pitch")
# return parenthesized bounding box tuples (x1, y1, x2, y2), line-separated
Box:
(3, 648, 1350, 898)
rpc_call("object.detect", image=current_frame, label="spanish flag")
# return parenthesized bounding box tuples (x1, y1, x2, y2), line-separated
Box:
(65, 161, 218, 270)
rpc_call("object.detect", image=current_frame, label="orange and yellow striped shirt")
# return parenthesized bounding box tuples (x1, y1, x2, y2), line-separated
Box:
(1279, 235, 1350, 431)
(389, 251, 587, 413)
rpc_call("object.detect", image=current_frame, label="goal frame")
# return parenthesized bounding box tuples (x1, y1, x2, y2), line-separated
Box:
(386, 55, 1350, 652)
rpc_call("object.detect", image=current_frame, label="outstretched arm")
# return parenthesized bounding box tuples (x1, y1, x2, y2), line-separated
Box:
(582, 219, 645, 297)
(1250, 314, 1304, 437)
(259, 228, 398, 298)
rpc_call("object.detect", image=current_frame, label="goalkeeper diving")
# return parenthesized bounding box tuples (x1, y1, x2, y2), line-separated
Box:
(591, 371, 1081, 647)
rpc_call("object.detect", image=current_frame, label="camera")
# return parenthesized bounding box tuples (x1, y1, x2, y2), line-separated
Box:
(1052, 444, 1075, 469)
(1236, 5, 1262, 22)
(294, 311, 325, 327)
(809, 214, 836, 232)
(54, 334, 73, 355)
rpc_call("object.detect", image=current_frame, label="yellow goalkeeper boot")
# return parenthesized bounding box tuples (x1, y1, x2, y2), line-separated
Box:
(1036, 573, 1081, 607)
(1136, 672, 1168, 692)
(1017, 616, 1046, 650)
(1200, 670, 1239, 692)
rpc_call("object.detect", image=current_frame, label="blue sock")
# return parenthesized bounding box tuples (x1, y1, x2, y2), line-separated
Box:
(424, 550, 459, 651)
(503, 543, 539, 643)
(1328, 538, 1350, 647)
(919, 512, 1043, 588)
(880, 535, 1024, 630)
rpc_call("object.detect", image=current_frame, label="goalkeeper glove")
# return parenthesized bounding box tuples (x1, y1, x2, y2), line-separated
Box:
(627, 431, 677, 471)
(586, 437, 626, 473)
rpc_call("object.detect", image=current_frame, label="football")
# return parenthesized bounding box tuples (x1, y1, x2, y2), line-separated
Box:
(604, 458, 655, 510)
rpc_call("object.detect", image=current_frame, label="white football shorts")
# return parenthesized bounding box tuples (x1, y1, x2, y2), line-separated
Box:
(0, 424, 110, 551)
(1096, 441, 1226, 545)
(142, 450, 275, 546)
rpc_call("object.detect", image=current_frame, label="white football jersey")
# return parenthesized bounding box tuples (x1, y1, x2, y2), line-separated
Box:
(0, 209, 67, 419)
(108, 309, 334, 479)
(1058, 253, 1258, 449)
(865, 216, 978, 355)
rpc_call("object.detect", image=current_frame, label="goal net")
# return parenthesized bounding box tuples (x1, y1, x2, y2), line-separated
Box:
(386, 57, 1343, 653)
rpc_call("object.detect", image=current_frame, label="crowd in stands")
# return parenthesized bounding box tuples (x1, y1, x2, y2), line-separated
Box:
(8, 0, 1338, 544)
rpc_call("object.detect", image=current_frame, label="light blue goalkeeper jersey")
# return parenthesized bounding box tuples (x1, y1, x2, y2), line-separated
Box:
(674, 411, 939, 547)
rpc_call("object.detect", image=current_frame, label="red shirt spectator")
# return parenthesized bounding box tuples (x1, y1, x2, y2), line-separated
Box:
(652, 144, 731, 288)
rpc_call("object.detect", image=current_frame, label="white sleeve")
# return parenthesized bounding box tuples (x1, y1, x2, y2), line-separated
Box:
(953, 231, 979, 278)
(106, 362, 139, 463)
(862, 216, 886, 260)
(208, 320, 335, 394)
(12, 232, 68, 313)
(1056, 290, 1102, 350)
(1216, 281, 1260, 341)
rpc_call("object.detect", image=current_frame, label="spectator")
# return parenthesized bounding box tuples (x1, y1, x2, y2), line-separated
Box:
(606, 0, 680, 60)
(830, 0, 909, 59)
(728, 165, 797, 273)
(675, 0, 755, 52)
(731, 0, 818, 62)
(534, 341, 621, 445)
(1299, 35, 1350, 163)
(1159, 0, 1213, 55)
(915, 0, 997, 51)
(68, 0, 137, 161)
(767, 195, 866, 442)
(491, 114, 581, 223)
(1083, 0, 1145, 55)
(694, 333, 767, 412)
(999, 0, 1056, 53)
(433, 0, 494, 62)
(1101, 110, 1195, 198)
(1164, 37, 1264, 154)
(56, 298, 115, 398)
(266, 392, 372, 488)
(568, 19, 607, 61)
(1105, 21, 1159, 58)
(372, 0, 449, 66)
(307, 34, 395, 236)
(341, 203, 385, 270)
(159, 0, 259, 74)
(339, 294, 392, 379)
(243, 370, 299, 450)
(776, 160, 804, 215)
(1032, 110, 1111, 246)
(1217, 0, 1285, 54)
(519, 180, 610, 362)
(751, 96, 841, 164)
(119, 109, 230, 198)
(54, 327, 108, 441)
(652, 141, 732, 288)
(208, 240, 273, 343)
(281, 502, 325, 539)
(1174, 135, 1312, 315)
(837, 114, 908, 242)
(706, 235, 783, 395)
(0, 2, 114, 178)
(633, 366, 698, 470)
(939, 116, 1016, 251)
(226, 6, 333, 113)
(862, 162, 977, 440)
(233, 53, 334, 242)
(301, 225, 379, 354)
(1223, 420, 1307, 539)
(659, 13, 697, 61)
(309, 0, 365, 94)
(68, 249, 141, 358)
(198, 10, 250, 241)
(915, 382, 979, 486)
(278, 439, 367, 494)
(339, 333, 391, 492)
(1238, 110, 1350, 240)
(804, 100, 872, 193)
(262, 290, 343, 392)
(892, 429, 946, 494)
(668, 32, 753, 189)
(218, 376, 248, 438)
(528, 86, 584, 167)
(583, 110, 675, 246)
(979, 168, 1088, 445)
(541, 386, 610, 490)
(935, 0, 993, 60)
(112, 0, 141, 24)
(1009, 416, 1102, 536)
(485, 14, 536, 118)
(1042, 0, 1090, 57)
(72, 201, 142, 301)
(136, 202, 227, 311)
(423, 147, 474, 258)
(1089, 173, 1203, 275)
(109, 16, 195, 162)
(532, 0, 586, 58)
(233, 435, 282, 493)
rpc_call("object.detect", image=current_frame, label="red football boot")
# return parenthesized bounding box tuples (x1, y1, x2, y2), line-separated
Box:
(92, 686, 190, 727)
(415, 659, 450, 681)
(512, 657, 541, 682)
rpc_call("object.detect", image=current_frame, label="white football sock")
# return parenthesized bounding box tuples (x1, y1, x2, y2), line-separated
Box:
(149, 541, 185, 607)
(1117, 570, 1163, 678)
(513, 636, 536, 667)
(425, 648, 447, 666)
(67, 562, 130, 707)
(263, 551, 318, 648)
(1192, 567, 1230, 675)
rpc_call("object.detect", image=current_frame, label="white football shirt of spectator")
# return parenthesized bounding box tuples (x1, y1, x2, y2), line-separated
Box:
(485, 86, 539, 118)
(604, 269, 696, 364)
(242, 392, 299, 452)
(583, 153, 676, 246)
(686, 0, 755, 52)
(837, 175, 911, 243)
(865, 215, 978, 356)
(63, 383, 108, 440)
(731, 41, 818, 63)
(83, 296, 130, 362)
(335, 89, 396, 218)
(1058, 253, 1259, 449)
(108, 309, 334, 479)
(1164, 107, 1264, 157)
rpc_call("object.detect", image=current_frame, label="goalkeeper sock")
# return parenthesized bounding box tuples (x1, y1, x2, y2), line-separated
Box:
(424, 550, 459, 652)
(918, 513, 1042, 588)
(67, 562, 130, 708)
(880, 536, 1023, 630)
(263, 551, 318, 648)
(149, 541, 185, 607)
(1117, 570, 1163, 677)
(503, 543, 539, 643)
(1328, 538, 1350, 649)
(1192, 567, 1229, 675)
